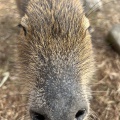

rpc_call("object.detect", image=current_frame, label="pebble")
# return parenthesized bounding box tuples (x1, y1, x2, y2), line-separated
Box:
(106, 24, 120, 54)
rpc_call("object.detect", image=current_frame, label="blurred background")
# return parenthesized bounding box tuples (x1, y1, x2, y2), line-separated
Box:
(0, 0, 120, 120)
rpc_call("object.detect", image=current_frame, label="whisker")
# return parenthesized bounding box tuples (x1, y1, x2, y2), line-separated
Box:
(89, 108, 100, 120)
(85, 0, 102, 15)
(91, 91, 107, 93)
(86, 0, 117, 17)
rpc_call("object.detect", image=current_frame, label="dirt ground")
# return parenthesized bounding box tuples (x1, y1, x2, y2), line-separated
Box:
(0, 0, 120, 120)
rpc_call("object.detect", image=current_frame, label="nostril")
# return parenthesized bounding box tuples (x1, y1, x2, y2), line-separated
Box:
(75, 109, 86, 119)
(30, 110, 45, 120)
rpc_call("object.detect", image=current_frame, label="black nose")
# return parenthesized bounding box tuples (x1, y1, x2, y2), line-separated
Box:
(30, 110, 45, 120)
(30, 109, 87, 120)
(75, 109, 87, 120)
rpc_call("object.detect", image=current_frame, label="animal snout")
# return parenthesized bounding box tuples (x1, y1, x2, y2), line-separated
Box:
(30, 107, 88, 120)
(29, 76, 89, 120)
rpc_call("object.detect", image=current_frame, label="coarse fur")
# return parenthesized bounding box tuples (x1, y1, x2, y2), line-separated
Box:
(16, 0, 29, 16)
(16, 0, 95, 120)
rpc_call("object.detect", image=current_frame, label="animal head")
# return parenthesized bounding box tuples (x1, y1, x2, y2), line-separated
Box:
(17, 0, 95, 120)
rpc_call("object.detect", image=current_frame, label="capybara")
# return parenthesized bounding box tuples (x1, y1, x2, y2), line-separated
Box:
(16, 0, 95, 119)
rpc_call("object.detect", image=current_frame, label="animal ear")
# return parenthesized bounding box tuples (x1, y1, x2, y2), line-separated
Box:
(81, 15, 90, 30)
(19, 14, 28, 36)
(16, 0, 29, 16)
(21, 14, 29, 29)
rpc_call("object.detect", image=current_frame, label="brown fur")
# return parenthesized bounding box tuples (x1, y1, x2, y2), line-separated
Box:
(16, 0, 29, 16)
(16, 0, 95, 119)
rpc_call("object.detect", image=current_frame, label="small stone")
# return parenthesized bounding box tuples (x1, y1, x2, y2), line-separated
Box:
(106, 24, 120, 54)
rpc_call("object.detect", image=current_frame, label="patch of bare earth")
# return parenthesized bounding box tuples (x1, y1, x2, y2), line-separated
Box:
(90, 0, 120, 120)
(0, 0, 120, 120)
(0, 0, 26, 120)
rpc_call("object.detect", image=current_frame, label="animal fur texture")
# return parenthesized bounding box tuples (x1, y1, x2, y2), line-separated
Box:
(16, 0, 95, 119)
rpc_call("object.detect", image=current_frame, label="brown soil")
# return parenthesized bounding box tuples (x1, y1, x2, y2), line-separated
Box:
(0, 0, 120, 120)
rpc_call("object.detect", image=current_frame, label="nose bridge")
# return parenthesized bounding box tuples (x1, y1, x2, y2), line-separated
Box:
(49, 95, 73, 118)
(42, 74, 88, 119)
(29, 77, 89, 120)
(50, 101, 87, 120)
(47, 92, 87, 120)
(50, 101, 75, 120)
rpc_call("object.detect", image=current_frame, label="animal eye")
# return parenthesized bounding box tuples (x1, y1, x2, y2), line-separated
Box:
(88, 26, 94, 33)
(88, 26, 92, 31)
(18, 24, 27, 36)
